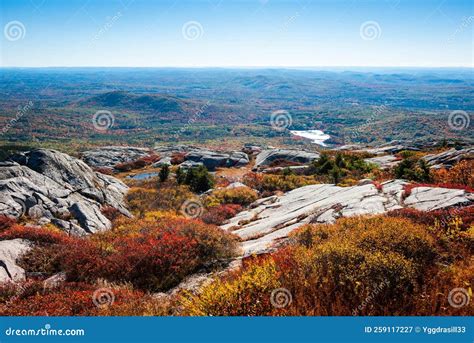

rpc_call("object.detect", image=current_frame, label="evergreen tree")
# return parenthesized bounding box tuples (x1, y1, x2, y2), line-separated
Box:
(158, 164, 169, 182)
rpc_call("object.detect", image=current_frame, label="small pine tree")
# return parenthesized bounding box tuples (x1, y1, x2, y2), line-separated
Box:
(159, 164, 169, 182)
(176, 167, 185, 184)
(182, 165, 214, 193)
(335, 153, 347, 169)
(331, 166, 342, 185)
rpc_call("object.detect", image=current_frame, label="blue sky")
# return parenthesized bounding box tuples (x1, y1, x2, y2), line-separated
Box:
(0, 0, 472, 67)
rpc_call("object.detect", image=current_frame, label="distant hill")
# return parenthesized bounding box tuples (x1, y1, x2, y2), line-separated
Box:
(80, 91, 185, 113)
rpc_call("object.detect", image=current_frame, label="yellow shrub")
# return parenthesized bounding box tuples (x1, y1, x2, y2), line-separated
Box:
(205, 187, 258, 207)
(126, 185, 194, 215)
(181, 259, 281, 316)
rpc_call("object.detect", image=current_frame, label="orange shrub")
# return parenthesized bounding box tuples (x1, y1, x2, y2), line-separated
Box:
(0, 224, 68, 244)
(432, 160, 474, 188)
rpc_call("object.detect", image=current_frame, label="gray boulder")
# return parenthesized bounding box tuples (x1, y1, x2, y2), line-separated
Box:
(185, 150, 249, 171)
(82, 146, 153, 169)
(364, 155, 400, 169)
(255, 149, 320, 169)
(1, 149, 130, 235)
(0, 239, 31, 283)
(154, 145, 249, 171)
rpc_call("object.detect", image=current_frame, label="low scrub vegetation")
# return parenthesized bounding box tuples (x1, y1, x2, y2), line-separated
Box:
(243, 172, 318, 194)
(14, 215, 239, 292)
(181, 215, 473, 316)
(205, 187, 258, 207)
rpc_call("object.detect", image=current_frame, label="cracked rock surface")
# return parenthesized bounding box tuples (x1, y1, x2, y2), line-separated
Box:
(222, 180, 474, 256)
(0, 149, 130, 235)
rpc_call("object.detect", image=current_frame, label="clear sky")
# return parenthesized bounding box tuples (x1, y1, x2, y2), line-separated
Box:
(0, 0, 472, 67)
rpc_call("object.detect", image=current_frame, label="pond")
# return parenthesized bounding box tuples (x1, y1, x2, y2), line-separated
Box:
(290, 130, 330, 146)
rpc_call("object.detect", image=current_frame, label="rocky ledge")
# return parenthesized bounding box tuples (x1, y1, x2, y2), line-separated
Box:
(422, 147, 473, 169)
(221, 180, 474, 256)
(82, 146, 154, 169)
(154, 145, 249, 171)
(254, 149, 320, 169)
(0, 149, 130, 235)
(83, 145, 249, 172)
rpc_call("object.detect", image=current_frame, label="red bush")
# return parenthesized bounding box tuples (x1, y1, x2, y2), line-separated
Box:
(202, 204, 242, 225)
(372, 181, 383, 192)
(55, 217, 239, 291)
(114, 154, 161, 172)
(0, 215, 16, 231)
(101, 206, 122, 221)
(170, 152, 186, 165)
(0, 282, 144, 316)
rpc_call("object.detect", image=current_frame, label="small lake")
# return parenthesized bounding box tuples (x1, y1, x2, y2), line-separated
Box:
(126, 172, 159, 180)
(290, 130, 330, 146)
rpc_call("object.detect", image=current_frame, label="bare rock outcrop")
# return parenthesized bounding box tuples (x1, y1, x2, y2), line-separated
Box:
(254, 149, 320, 169)
(154, 145, 249, 171)
(222, 180, 473, 256)
(82, 146, 153, 169)
(422, 147, 473, 169)
(0, 149, 130, 235)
